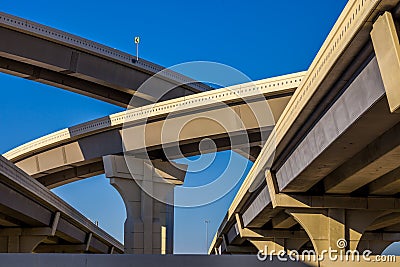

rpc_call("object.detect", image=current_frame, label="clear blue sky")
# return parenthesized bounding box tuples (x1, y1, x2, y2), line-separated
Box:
(4, 0, 397, 255)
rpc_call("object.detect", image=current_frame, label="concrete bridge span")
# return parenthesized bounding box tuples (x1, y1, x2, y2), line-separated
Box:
(5, 0, 400, 260)
(0, 155, 123, 254)
(210, 0, 400, 262)
(4, 72, 304, 188)
(3, 72, 304, 254)
(0, 12, 210, 107)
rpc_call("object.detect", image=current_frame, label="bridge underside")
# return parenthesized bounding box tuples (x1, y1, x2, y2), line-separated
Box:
(10, 93, 291, 188)
(2, 52, 299, 254)
(0, 156, 123, 254)
(4, 0, 400, 259)
(212, 3, 400, 262)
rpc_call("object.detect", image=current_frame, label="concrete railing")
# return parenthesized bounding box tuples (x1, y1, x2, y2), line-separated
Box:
(4, 72, 305, 162)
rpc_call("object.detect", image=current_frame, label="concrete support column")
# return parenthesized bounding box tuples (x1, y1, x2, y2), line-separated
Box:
(286, 209, 384, 256)
(103, 155, 184, 254)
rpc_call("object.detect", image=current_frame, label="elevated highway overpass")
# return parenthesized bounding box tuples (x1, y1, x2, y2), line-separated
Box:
(0, 12, 210, 107)
(5, 0, 400, 260)
(5, 70, 304, 253)
(3, 71, 305, 253)
(0, 9, 306, 255)
(0, 10, 215, 254)
(0, 155, 123, 253)
(210, 0, 400, 260)
(4, 72, 304, 188)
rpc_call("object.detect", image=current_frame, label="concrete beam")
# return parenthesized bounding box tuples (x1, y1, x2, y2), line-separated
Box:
(368, 166, 400, 195)
(271, 212, 298, 229)
(233, 146, 262, 162)
(226, 224, 244, 245)
(233, 214, 308, 255)
(324, 121, 400, 194)
(0, 56, 137, 107)
(235, 214, 308, 240)
(224, 245, 258, 254)
(272, 194, 400, 210)
(51, 212, 60, 236)
(37, 161, 104, 189)
(264, 171, 400, 210)
(241, 170, 400, 235)
(367, 213, 400, 230)
(0, 213, 22, 227)
(0, 228, 52, 237)
(85, 233, 93, 252)
(371, 12, 400, 113)
(276, 57, 387, 192)
(241, 186, 276, 228)
(0, 179, 53, 226)
(220, 234, 258, 255)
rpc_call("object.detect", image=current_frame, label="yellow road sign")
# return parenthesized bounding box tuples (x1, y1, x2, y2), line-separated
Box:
(134, 36, 140, 44)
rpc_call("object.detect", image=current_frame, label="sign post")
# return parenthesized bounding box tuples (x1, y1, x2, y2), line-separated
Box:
(134, 36, 140, 62)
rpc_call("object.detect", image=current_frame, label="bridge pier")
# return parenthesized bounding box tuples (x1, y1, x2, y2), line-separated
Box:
(286, 209, 385, 255)
(103, 155, 184, 254)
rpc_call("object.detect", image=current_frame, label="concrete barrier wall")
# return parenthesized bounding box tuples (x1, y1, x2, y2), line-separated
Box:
(0, 255, 310, 267)
(1, 254, 399, 267)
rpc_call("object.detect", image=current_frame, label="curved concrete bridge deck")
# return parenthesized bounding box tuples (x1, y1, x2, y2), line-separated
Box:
(0, 155, 123, 253)
(3, 72, 305, 188)
(211, 0, 400, 259)
(0, 12, 210, 107)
